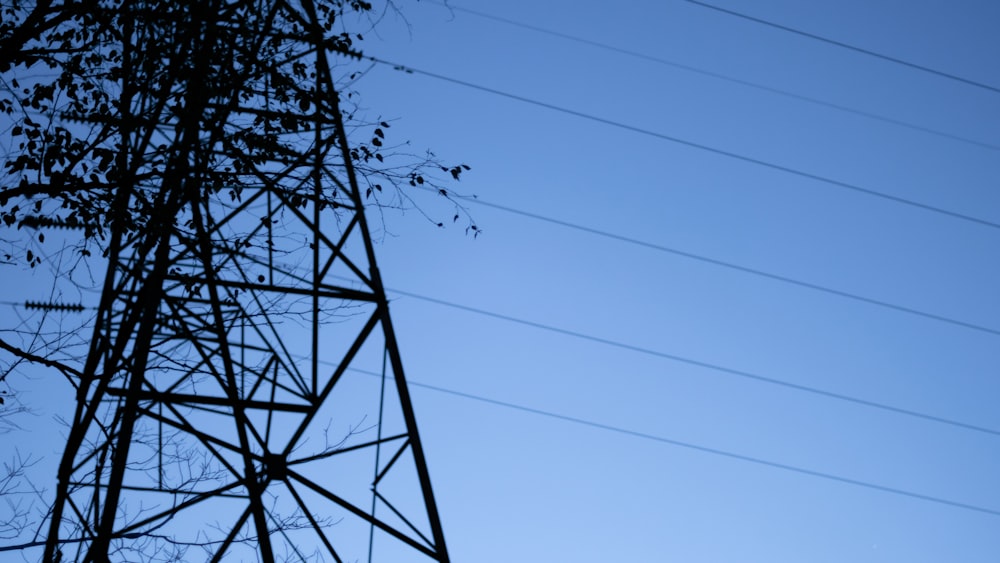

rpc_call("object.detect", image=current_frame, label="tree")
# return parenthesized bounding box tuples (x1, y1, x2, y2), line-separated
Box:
(0, 1, 465, 560)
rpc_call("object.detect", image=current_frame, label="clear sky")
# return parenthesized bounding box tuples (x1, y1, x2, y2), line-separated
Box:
(355, 1, 1000, 561)
(3, 1, 1000, 561)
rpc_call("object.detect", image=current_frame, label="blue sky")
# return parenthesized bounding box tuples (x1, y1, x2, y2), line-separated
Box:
(352, 1, 1000, 561)
(3, 0, 1000, 561)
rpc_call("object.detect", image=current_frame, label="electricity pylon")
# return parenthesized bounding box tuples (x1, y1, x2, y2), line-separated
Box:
(42, 1, 450, 561)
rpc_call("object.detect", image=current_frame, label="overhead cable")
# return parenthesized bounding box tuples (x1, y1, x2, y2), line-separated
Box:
(386, 371, 1000, 518)
(435, 191, 1000, 338)
(681, 0, 1000, 95)
(382, 286, 1000, 438)
(369, 55, 1000, 232)
(423, 0, 999, 151)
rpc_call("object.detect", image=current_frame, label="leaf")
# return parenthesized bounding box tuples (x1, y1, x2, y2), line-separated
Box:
(374, 128, 384, 138)
(380, 121, 390, 128)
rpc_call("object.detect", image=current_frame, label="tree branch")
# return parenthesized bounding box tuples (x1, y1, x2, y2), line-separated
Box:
(0, 336, 83, 384)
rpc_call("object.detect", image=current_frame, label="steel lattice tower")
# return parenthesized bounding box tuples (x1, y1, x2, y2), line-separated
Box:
(41, 1, 450, 561)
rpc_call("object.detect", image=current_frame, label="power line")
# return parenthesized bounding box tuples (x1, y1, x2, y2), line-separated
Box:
(681, 0, 1000, 95)
(13, 180, 1000, 344)
(0, 270, 1000, 436)
(382, 286, 1000, 438)
(7, 274, 993, 437)
(347, 366, 1000, 519)
(436, 191, 1000, 339)
(422, 1, 999, 152)
(5, 270, 994, 437)
(412, 378, 1000, 518)
(5, 270, 992, 437)
(368, 55, 1000, 232)
(15, 183, 998, 341)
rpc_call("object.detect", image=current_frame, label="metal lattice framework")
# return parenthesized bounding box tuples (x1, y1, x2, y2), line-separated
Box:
(40, 1, 450, 561)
